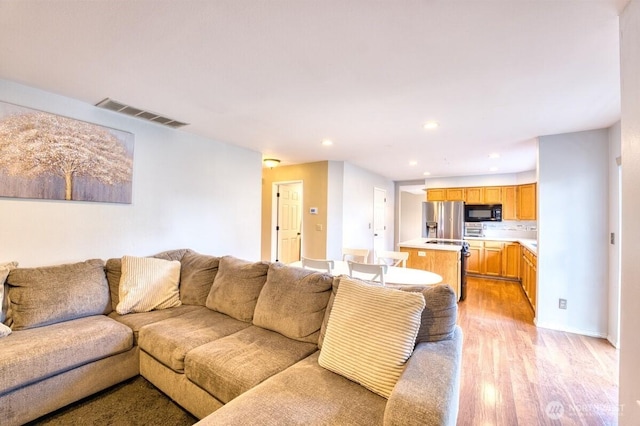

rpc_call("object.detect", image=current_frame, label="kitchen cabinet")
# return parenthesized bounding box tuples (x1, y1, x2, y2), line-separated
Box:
(466, 240, 520, 279)
(483, 186, 502, 204)
(465, 187, 483, 204)
(502, 186, 517, 220)
(521, 246, 537, 313)
(401, 247, 461, 299)
(518, 183, 537, 220)
(426, 188, 446, 201)
(445, 188, 465, 201)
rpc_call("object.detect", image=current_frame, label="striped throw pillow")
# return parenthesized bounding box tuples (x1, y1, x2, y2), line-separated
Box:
(116, 256, 181, 315)
(318, 277, 425, 398)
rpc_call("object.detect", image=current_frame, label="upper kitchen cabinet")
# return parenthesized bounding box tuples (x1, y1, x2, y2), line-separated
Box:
(483, 187, 502, 204)
(465, 187, 483, 203)
(426, 188, 446, 201)
(502, 186, 517, 220)
(517, 183, 537, 220)
(445, 188, 465, 201)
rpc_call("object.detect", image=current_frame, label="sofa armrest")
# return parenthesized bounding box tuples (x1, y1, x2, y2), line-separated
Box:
(383, 325, 463, 426)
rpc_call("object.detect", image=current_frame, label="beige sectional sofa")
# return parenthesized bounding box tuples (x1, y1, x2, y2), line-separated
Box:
(0, 249, 463, 426)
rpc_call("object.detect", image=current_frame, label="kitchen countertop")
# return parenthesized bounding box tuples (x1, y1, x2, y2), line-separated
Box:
(464, 236, 537, 254)
(398, 238, 465, 252)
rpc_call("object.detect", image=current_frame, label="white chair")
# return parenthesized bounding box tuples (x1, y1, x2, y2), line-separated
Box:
(347, 260, 388, 285)
(342, 248, 370, 263)
(376, 250, 409, 268)
(301, 257, 334, 273)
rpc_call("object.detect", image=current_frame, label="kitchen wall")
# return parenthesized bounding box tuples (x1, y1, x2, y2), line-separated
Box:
(0, 79, 263, 267)
(399, 191, 424, 243)
(478, 221, 537, 240)
(619, 0, 640, 421)
(423, 170, 536, 188)
(537, 128, 609, 337)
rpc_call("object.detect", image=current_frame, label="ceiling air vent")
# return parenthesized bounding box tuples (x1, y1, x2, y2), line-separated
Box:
(95, 98, 188, 129)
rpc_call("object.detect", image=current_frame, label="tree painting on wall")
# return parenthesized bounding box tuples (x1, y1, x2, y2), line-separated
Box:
(0, 101, 133, 204)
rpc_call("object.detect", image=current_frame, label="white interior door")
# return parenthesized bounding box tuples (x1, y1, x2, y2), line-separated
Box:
(373, 187, 386, 262)
(276, 182, 302, 263)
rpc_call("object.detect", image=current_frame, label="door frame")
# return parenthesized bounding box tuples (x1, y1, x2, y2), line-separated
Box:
(271, 180, 303, 262)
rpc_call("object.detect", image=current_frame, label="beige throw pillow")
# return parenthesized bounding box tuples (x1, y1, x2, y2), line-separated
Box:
(116, 256, 182, 315)
(0, 323, 11, 338)
(319, 277, 425, 399)
(0, 261, 18, 325)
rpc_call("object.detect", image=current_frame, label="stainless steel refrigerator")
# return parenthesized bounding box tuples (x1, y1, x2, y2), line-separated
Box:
(421, 201, 465, 240)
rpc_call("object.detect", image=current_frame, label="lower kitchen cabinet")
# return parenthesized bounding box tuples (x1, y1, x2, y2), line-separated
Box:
(466, 240, 519, 278)
(400, 247, 461, 299)
(521, 247, 537, 313)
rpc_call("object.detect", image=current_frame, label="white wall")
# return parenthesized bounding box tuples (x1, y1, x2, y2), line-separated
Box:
(326, 160, 345, 260)
(608, 121, 621, 347)
(619, 0, 640, 421)
(399, 192, 424, 243)
(0, 80, 263, 266)
(341, 162, 395, 262)
(423, 170, 536, 188)
(536, 129, 609, 337)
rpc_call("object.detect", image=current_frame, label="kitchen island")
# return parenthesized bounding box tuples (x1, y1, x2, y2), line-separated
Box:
(399, 238, 463, 301)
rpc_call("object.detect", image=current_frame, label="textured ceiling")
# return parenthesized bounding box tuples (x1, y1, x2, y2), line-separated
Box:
(0, 0, 627, 181)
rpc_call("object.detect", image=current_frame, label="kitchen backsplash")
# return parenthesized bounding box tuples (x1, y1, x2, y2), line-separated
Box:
(475, 220, 537, 239)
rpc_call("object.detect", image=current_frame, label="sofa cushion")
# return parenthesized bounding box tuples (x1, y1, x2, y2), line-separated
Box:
(185, 325, 318, 404)
(108, 304, 202, 344)
(205, 256, 269, 322)
(116, 256, 182, 315)
(179, 251, 219, 306)
(194, 352, 386, 426)
(0, 261, 18, 326)
(252, 263, 333, 344)
(387, 284, 458, 343)
(319, 277, 425, 399)
(7, 259, 110, 331)
(106, 249, 189, 311)
(138, 308, 250, 373)
(0, 315, 132, 396)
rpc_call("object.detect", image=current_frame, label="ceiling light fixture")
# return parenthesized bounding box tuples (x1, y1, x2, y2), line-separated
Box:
(489, 167, 498, 172)
(423, 121, 439, 130)
(489, 153, 500, 159)
(263, 158, 280, 168)
(322, 139, 333, 146)
(409, 160, 418, 166)
(423, 171, 431, 176)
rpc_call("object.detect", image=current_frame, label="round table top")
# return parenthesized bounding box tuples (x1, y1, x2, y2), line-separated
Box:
(288, 260, 442, 286)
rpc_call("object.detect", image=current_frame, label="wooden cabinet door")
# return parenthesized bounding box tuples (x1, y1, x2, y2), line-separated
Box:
(445, 188, 465, 201)
(518, 183, 537, 220)
(502, 186, 517, 220)
(465, 187, 483, 204)
(483, 241, 504, 276)
(402, 247, 460, 299)
(466, 241, 483, 274)
(503, 243, 520, 278)
(426, 188, 446, 201)
(483, 186, 502, 204)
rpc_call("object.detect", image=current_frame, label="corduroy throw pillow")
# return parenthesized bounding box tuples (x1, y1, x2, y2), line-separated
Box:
(116, 256, 181, 314)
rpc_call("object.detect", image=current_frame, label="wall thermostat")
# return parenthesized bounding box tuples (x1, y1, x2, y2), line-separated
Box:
(310, 207, 318, 214)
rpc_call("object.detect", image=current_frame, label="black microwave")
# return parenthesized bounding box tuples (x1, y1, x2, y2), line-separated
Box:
(465, 204, 502, 222)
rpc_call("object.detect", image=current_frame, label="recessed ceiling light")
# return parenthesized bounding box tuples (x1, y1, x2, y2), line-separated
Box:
(423, 171, 431, 176)
(409, 160, 418, 166)
(423, 121, 439, 130)
(489, 153, 500, 159)
(322, 139, 333, 146)
(489, 167, 498, 172)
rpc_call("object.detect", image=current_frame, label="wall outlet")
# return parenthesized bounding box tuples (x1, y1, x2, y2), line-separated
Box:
(559, 298, 567, 310)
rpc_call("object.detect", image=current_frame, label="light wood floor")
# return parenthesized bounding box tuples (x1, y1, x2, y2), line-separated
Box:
(457, 277, 619, 425)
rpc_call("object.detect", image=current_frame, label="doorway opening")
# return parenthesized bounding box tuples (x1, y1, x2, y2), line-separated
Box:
(271, 181, 303, 263)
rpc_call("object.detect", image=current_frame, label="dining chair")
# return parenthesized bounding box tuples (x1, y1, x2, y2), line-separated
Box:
(347, 260, 388, 285)
(300, 257, 335, 273)
(342, 248, 370, 263)
(376, 250, 409, 268)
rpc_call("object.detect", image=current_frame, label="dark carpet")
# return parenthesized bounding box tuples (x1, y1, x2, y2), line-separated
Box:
(26, 376, 198, 426)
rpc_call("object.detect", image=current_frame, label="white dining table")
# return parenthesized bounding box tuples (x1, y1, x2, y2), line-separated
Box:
(288, 260, 442, 286)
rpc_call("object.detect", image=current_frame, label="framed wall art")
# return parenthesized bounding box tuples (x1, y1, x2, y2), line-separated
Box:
(0, 101, 133, 204)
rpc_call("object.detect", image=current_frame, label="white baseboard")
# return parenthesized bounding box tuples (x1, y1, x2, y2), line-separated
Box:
(534, 319, 608, 339)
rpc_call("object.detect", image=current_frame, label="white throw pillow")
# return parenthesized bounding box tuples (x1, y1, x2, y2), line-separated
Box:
(116, 256, 181, 315)
(0, 261, 18, 325)
(319, 277, 425, 398)
(0, 323, 11, 338)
